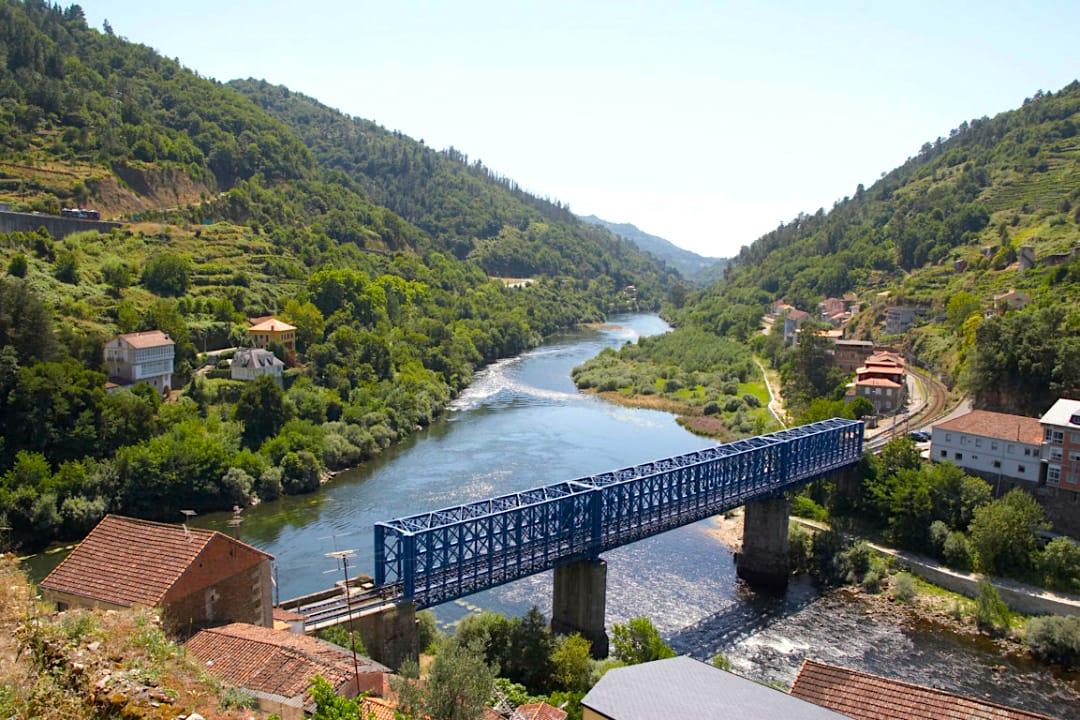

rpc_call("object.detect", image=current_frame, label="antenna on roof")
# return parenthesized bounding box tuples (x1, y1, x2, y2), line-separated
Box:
(180, 509, 196, 541)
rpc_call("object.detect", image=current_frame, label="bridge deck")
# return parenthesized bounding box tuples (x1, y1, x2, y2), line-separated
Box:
(358, 417, 863, 611)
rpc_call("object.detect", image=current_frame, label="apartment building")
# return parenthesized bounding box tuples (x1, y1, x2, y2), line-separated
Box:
(930, 410, 1044, 490)
(1041, 398, 1080, 497)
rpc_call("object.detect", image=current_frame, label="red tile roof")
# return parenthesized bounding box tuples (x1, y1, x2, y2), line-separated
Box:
(187, 623, 388, 701)
(40, 515, 271, 608)
(115, 330, 174, 348)
(856, 377, 903, 389)
(248, 317, 296, 333)
(272, 607, 306, 623)
(935, 410, 1043, 445)
(362, 697, 399, 720)
(517, 701, 569, 720)
(790, 660, 1055, 720)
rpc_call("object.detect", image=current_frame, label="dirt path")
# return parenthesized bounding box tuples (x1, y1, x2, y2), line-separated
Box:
(754, 357, 788, 428)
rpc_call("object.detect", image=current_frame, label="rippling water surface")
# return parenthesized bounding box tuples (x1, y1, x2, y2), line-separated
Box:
(29, 314, 1079, 718)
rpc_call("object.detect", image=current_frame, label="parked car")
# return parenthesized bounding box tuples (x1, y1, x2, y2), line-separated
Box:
(908, 430, 931, 442)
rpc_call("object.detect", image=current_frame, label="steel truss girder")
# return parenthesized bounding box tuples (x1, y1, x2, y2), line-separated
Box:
(374, 418, 863, 608)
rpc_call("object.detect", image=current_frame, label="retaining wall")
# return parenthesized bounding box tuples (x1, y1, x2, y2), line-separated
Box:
(0, 210, 123, 239)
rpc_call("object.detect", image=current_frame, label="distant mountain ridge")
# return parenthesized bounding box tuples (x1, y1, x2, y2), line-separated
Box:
(580, 215, 725, 282)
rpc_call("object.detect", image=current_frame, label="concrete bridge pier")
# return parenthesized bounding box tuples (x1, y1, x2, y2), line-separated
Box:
(345, 601, 418, 670)
(551, 557, 609, 658)
(736, 495, 790, 591)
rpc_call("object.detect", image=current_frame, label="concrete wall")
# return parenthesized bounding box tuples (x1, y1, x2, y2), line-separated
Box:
(164, 538, 272, 635)
(345, 601, 418, 671)
(0, 209, 122, 239)
(872, 544, 1080, 617)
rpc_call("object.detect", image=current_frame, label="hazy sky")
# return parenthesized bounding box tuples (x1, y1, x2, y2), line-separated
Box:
(82, 1, 1079, 257)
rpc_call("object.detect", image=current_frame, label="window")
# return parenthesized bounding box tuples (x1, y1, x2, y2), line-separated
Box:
(955, 452, 963, 461)
(975, 438, 983, 449)
(991, 441, 998, 451)
(945, 433, 952, 442)
(940, 450, 947, 458)
(1008, 443, 1015, 453)
(1048, 466, 1061, 483)
(1024, 447, 1033, 457)
(1018, 465, 1026, 474)
(1051, 448, 1064, 462)
(1051, 430, 1064, 445)
(993, 460, 1001, 469)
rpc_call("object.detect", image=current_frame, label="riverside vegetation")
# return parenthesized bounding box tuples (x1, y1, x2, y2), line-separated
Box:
(0, 0, 677, 552)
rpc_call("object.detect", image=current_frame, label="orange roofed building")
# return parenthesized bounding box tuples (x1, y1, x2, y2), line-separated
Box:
(790, 659, 1055, 720)
(187, 622, 390, 719)
(40, 514, 273, 633)
(248, 317, 297, 354)
(853, 350, 907, 415)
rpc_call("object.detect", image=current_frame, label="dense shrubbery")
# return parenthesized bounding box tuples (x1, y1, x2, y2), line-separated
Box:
(572, 326, 774, 436)
(1024, 615, 1080, 669)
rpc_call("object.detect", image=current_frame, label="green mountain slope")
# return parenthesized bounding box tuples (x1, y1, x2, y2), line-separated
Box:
(672, 82, 1080, 414)
(0, 1, 676, 551)
(230, 79, 676, 299)
(579, 214, 726, 282)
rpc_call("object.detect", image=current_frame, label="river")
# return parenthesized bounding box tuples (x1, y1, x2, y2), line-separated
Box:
(28, 313, 1080, 718)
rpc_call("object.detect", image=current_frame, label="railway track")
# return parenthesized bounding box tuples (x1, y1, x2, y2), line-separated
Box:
(865, 365, 951, 453)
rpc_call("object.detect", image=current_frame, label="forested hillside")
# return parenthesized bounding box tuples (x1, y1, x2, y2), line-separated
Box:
(670, 83, 1080, 414)
(0, 0, 676, 552)
(580, 214, 725, 283)
(230, 79, 676, 298)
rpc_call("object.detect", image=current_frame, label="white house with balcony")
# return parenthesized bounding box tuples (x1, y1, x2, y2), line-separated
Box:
(231, 347, 284, 384)
(930, 409, 1044, 491)
(103, 330, 175, 396)
(1040, 398, 1080, 496)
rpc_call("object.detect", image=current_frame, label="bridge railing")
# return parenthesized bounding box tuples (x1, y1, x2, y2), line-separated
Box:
(375, 418, 862, 608)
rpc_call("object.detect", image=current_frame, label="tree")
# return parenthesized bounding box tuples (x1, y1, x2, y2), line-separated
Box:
(551, 634, 593, 693)
(394, 637, 496, 720)
(974, 581, 1010, 634)
(283, 299, 325, 349)
(310, 675, 362, 720)
(101, 258, 131, 296)
(847, 396, 875, 419)
(235, 375, 289, 446)
(280, 450, 322, 494)
(6, 254, 28, 277)
(946, 292, 981, 329)
(968, 489, 1048, 575)
(1039, 537, 1080, 593)
(53, 250, 78, 284)
(0, 279, 56, 363)
(508, 607, 555, 691)
(141, 252, 192, 296)
(610, 617, 675, 665)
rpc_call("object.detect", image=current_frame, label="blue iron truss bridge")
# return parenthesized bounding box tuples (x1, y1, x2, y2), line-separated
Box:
(374, 418, 863, 609)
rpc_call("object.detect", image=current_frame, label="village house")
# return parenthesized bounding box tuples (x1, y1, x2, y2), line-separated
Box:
(817, 296, 846, 320)
(853, 351, 907, 415)
(103, 330, 175, 396)
(1041, 398, 1080, 500)
(884, 305, 916, 335)
(992, 289, 1031, 314)
(783, 308, 810, 346)
(789, 659, 1054, 720)
(187, 622, 390, 719)
(831, 339, 875, 373)
(929, 410, 1044, 492)
(40, 515, 273, 634)
(231, 346, 285, 384)
(580, 656, 846, 720)
(248, 316, 297, 354)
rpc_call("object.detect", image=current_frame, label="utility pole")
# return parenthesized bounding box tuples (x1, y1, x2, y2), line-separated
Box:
(325, 549, 361, 690)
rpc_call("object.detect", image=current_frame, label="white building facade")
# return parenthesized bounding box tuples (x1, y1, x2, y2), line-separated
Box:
(930, 410, 1043, 490)
(231, 347, 284, 384)
(103, 331, 175, 395)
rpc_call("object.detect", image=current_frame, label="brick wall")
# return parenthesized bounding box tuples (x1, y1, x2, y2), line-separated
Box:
(163, 536, 272, 635)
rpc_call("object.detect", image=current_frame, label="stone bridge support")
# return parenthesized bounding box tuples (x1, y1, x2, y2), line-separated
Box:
(342, 601, 417, 671)
(736, 495, 790, 590)
(551, 557, 609, 658)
